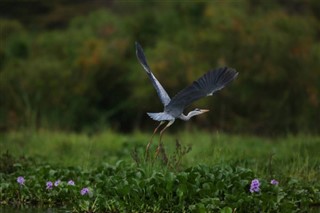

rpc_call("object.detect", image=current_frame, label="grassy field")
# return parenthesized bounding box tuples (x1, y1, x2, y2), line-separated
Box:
(1, 130, 319, 180)
(1, 130, 319, 212)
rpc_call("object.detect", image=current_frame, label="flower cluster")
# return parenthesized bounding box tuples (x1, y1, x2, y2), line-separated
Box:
(54, 180, 61, 187)
(16, 176, 87, 195)
(45, 179, 88, 195)
(271, 179, 279, 185)
(46, 179, 75, 190)
(80, 187, 90, 195)
(250, 179, 261, 193)
(17, 176, 25, 185)
(46, 181, 53, 190)
(16, 176, 90, 195)
(250, 178, 279, 193)
(68, 180, 75, 186)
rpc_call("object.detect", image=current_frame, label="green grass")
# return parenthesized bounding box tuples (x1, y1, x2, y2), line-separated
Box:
(0, 130, 319, 212)
(1, 130, 319, 181)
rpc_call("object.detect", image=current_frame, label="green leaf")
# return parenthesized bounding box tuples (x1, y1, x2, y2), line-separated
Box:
(220, 207, 233, 213)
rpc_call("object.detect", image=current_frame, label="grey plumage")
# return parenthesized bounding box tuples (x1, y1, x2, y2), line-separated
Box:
(135, 42, 238, 122)
(165, 67, 238, 118)
(147, 112, 175, 121)
(135, 42, 171, 106)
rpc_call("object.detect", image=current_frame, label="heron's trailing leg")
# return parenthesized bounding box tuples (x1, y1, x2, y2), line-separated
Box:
(155, 120, 175, 158)
(146, 121, 165, 159)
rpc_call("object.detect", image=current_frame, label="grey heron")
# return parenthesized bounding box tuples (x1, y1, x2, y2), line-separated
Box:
(135, 42, 238, 156)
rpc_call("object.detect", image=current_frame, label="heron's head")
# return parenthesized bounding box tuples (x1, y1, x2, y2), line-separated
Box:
(194, 108, 209, 114)
(188, 108, 210, 118)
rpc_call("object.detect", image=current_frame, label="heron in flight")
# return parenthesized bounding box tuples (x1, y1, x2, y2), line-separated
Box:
(135, 42, 238, 156)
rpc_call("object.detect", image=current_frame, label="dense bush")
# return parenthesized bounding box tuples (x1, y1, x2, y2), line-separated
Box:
(1, 1, 319, 134)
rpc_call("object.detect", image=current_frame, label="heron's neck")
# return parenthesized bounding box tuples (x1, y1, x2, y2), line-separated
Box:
(179, 111, 199, 121)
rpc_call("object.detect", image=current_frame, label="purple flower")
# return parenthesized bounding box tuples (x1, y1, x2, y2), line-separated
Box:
(80, 187, 90, 195)
(67, 180, 75, 186)
(46, 181, 53, 190)
(250, 179, 260, 193)
(54, 180, 61, 187)
(17, 176, 25, 185)
(271, 179, 279, 185)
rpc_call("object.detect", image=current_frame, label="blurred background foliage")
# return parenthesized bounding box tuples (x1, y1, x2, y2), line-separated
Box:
(0, 0, 319, 135)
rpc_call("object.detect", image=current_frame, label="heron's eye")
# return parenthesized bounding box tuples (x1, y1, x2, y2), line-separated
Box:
(194, 108, 200, 111)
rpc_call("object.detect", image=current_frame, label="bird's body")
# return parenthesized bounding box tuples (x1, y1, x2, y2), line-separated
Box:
(147, 67, 237, 121)
(135, 42, 238, 157)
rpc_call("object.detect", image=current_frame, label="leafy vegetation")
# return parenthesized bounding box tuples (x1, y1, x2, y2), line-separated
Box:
(1, 159, 319, 212)
(1, 131, 319, 212)
(1, 1, 320, 134)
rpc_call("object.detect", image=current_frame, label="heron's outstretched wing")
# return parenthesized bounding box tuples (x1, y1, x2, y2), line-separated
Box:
(165, 67, 238, 117)
(135, 42, 171, 106)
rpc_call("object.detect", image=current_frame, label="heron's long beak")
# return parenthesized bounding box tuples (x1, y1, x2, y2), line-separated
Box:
(200, 109, 210, 113)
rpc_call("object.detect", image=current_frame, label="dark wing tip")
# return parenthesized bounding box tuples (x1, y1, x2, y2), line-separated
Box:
(224, 67, 239, 79)
(215, 66, 238, 88)
(215, 66, 238, 80)
(196, 66, 238, 95)
(135, 41, 141, 50)
(135, 41, 143, 56)
(221, 66, 238, 73)
(135, 42, 151, 73)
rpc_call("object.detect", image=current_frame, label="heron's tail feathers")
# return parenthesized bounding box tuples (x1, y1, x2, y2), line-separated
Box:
(147, 112, 175, 121)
